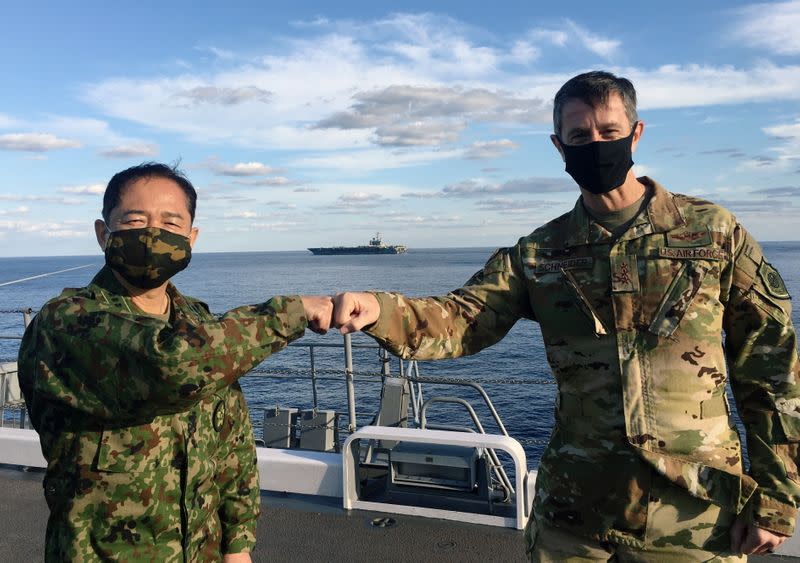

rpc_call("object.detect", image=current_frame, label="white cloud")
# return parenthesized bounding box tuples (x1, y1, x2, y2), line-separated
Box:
(0, 206, 30, 216)
(629, 64, 800, 109)
(293, 147, 463, 172)
(78, 13, 800, 168)
(233, 177, 293, 187)
(0, 115, 151, 155)
(99, 143, 159, 158)
(196, 45, 236, 60)
(404, 177, 574, 199)
(0, 133, 82, 152)
(752, 118, 800, 171)
(325, 191, 392, 211)
(59, 184, 105, 195)
(0, 219, 89, 238)
(210, 160, 277, 176)
(173, 85, 272, 106)
(764, 119, 800, 140)
(464, 139, 519, 160)
(508, 40, 539, 64)
(250, 221, 302, 231)
(565, 20, 621, 59)
(0, 194, 85, 205)
(223, 210, 258, 219)
(475, 197, 560, 213)
(315, 85, 549, 147)
(529, 29, 569, 47)
(732, 1, 800, 55)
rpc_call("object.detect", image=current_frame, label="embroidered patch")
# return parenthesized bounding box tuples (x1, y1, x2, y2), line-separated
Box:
(659, 247, 727, 261)
(213, 400, 227, 432)
(525, 256, 594, 274)
(758, 260, 790, 299)
(610, 254, 639, 293)
(666, 230, 712, 247)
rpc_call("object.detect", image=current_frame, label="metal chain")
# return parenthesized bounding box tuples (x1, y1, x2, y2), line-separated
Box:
(250, 366, 555, 385)
(261, 420, 339, 431)
(516, 437, 550, 446)
(0, 309, 34, 314)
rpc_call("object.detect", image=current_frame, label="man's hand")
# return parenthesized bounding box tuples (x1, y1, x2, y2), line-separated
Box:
(223, 553, 252, 563)
(333, 292, 380, 334)
(730, 518, 788, 555)
(301, 295, 334, 334)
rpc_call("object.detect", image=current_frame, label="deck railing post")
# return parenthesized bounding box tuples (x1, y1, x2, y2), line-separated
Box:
(22, 308, 32, 328)
(309, 346, 319, 410)
(344, 334, 356, 432)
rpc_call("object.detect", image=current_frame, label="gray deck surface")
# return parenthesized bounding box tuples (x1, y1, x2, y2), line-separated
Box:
(0, 465, 795, 562)
(0, 466, 525, 562)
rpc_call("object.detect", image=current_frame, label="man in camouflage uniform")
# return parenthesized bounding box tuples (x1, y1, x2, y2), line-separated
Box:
(333, 71, 799, 561)
(18, 163, 334, 562)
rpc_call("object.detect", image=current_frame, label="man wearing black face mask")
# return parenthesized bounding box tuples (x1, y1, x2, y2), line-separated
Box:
(333, 71, 799, 561)
(18, 163, 335, 562)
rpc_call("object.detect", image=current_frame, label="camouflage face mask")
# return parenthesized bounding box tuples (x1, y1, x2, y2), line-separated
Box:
(104, 227, 192, 289)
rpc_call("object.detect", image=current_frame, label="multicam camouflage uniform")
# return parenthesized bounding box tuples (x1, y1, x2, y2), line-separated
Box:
(18, 266, 307, 562)
(364, 178, 800, 556)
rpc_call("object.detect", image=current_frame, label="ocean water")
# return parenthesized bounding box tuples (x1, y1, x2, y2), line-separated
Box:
(1, 243, 799, 467)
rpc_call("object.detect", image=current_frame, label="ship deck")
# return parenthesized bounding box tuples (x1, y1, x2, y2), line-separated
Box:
(0, 465, 526, 562)
(1, 465, 795, 563)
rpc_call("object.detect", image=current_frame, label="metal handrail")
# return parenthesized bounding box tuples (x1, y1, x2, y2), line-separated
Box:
(420, 396, 514, 501)
(408, 374, 512, 437)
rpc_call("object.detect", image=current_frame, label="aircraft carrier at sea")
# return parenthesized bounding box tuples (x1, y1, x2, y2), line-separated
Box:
(308, 233, 407, 255)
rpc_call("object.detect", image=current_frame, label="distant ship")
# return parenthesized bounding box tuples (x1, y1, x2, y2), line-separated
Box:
(308, 233, 408, 255)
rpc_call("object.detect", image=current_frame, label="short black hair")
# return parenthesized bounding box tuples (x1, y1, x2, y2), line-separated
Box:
(553, 70, 638, 137)
(102, 162, 197, 223)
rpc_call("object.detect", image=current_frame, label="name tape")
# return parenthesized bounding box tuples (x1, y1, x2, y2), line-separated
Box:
(659, 247, 727, 260)
(525, 256, 594, 274)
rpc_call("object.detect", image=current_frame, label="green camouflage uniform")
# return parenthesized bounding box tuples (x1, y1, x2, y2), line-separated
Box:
(364, 178, 800, 554)
(18, 266, 307, 562)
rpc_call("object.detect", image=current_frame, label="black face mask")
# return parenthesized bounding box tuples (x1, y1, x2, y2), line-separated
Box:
(558, 125, 637, 195)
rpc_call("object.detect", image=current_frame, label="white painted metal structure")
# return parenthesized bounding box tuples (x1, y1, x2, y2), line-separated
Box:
(342, 426, 529, 530)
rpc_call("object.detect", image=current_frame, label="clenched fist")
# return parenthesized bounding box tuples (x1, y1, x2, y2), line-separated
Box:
(301, 295, 334, 334)
(333, 292, 380, 334)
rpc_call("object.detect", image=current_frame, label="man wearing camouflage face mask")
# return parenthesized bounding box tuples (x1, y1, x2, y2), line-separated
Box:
(18, 162, 334, 562)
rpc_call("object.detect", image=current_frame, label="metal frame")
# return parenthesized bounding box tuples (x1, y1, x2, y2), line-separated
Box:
(343, 426, 529, 530)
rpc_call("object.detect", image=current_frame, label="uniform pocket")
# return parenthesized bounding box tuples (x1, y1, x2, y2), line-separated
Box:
(649, 261, 709, 337)
(561, 269, 609, 337)
(95, 424, 171, 473)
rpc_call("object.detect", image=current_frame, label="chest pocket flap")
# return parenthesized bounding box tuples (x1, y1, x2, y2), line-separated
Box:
(95, 424, 172, 473)
(649, 261, 709, 338)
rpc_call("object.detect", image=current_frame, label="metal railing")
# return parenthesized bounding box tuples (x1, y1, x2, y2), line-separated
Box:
(0, 307, 553, 448)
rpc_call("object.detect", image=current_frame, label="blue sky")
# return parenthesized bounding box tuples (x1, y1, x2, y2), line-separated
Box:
(0, 1, 798, 256)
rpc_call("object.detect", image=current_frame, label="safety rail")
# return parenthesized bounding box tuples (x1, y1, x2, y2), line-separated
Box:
(420, 396, 515, 501)
(0, 307, 554, 450)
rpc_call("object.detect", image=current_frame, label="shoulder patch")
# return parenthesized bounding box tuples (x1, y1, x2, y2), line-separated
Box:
(758, 260, 790, 300)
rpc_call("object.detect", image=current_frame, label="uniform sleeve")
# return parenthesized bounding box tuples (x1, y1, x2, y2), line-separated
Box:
(365, 246, 534, 360)
(18, 296, 307, 424)
(217, 383, 260, 554)
(723, 225, 800, 536)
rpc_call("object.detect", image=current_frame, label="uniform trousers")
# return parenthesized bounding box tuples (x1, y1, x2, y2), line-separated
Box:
(526, 474, 745, 562)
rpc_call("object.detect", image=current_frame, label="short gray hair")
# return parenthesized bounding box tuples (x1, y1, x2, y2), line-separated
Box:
(553, 71, 638, 137)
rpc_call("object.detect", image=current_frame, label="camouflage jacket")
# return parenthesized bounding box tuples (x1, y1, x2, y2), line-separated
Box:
(365, 178, 800, 543)
(18, 267, 307, 561)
